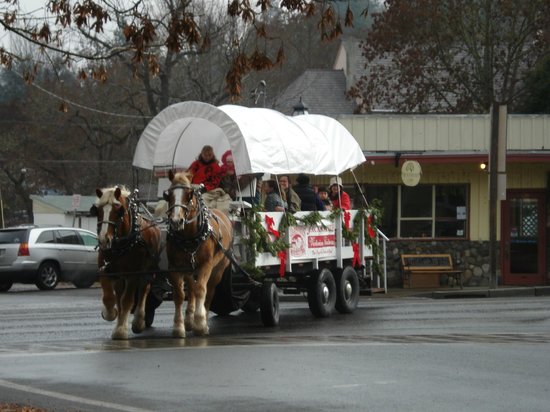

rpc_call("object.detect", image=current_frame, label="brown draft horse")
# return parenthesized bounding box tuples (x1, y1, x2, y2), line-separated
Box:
(95, 186, 161, 340)
(164, 170, 233, 337)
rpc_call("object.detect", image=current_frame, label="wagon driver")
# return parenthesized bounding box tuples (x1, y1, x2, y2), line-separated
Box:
(187, 145, 222, 191)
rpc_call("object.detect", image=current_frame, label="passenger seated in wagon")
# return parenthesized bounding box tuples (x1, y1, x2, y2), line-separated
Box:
(188, 145, 233, 211)
(293, 173, 326, 211)
(278, 175, 301, 213)
(187, 145, 221, 191)
(219, 150, 256, 201)
(329, 176, 351, 210)
(263, 179, 285, 212)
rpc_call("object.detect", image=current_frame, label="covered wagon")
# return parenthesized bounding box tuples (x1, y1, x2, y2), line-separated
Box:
(133, 101, 384, 326)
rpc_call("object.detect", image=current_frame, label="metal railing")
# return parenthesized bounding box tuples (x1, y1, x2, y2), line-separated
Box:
(375, 228, 389, 293)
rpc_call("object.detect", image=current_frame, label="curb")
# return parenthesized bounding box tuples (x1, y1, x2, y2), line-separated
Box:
(432, 289, 489, 299)
(535, 286, 550, 296)
(488, 287, 536, 297)
(430, 286, 550, 299)
(278, 286, 550, 300)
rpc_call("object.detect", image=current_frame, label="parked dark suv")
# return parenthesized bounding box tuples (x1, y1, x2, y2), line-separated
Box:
(0, 226, 99, 292)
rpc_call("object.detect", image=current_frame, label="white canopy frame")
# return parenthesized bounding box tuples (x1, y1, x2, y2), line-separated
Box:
(133, 101, 366, 176)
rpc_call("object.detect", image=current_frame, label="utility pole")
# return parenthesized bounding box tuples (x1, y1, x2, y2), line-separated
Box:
(489, 103, 499, 288)
(489, 103, 507, 289)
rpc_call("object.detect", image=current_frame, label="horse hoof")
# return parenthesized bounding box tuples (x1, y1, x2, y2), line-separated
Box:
(184, 319, 194, 331)
(132, 321, 145, 334)
(111, 328, 128, 340)
(172, 327, 186, 338)
(101, 308, 118, 322)
(193, 325, 209, 336)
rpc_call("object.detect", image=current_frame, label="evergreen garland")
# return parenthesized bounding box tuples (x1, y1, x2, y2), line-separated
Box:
(239, 203, 383, 279)
(240, 206, 290, 279)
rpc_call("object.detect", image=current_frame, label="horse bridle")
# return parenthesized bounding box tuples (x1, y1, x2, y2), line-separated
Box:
(164, 184, 204, 228)
(165, 183, 220, 271)
(95, 196, 140, 249)
(96, 205, 125, 237)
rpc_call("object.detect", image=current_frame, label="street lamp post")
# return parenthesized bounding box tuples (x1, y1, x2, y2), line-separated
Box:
(251, 80, 267, 107)
(0, 185, 4, 228)
(292, 97, 309, 116)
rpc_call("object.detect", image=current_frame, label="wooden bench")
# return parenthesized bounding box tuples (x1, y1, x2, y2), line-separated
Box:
(401, 254, 463, 289)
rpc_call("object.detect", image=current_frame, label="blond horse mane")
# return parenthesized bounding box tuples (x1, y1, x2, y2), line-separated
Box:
(97, 186, 131, 206)
(170, 171, 192, 186)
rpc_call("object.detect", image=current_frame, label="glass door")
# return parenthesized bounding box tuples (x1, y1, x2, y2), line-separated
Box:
(501, 190, 546, 285)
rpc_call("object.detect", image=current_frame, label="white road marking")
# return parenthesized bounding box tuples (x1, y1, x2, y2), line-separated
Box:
(331, 383, 367, 389)
(331, 380, 397, 389)
(0, 379, 153, 412)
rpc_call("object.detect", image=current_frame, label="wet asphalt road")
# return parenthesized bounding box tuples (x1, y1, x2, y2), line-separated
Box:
(1, 284, 550, 412)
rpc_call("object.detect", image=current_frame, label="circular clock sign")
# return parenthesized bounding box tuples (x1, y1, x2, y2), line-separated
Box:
(401, 160, 422, 186)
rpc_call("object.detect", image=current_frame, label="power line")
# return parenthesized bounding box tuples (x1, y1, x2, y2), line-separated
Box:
(0, 118, 136, 126)
(11, 70, 153, 120)
(0, 159, 133, 164)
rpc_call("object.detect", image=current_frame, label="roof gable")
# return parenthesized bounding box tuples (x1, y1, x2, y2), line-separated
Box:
(273, 69, 356, 116)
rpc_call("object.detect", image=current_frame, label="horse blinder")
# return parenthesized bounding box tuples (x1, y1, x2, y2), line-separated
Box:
(117, 205, 125, 219)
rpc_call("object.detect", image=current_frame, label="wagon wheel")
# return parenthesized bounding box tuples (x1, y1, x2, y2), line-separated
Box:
(0, 280, 13, 292)
(35, 262, 60, 290)
(260, 281, 280, 327)
(335, 266, 360, 314)
(72, 276, 97, 289)
(307, 268, 336, 318)
(242, 285, 261, 313)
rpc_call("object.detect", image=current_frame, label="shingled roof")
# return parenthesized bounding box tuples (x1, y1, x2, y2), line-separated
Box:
(272, 69, 356, 116)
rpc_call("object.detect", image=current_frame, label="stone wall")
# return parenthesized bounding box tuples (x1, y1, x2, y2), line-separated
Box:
(383, 240, 496, 288)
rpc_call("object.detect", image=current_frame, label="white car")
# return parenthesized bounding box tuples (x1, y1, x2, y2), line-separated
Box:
(0, 226, 99, 292)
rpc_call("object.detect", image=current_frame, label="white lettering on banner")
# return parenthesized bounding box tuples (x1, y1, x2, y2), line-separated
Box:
(308, 235, 335, 248)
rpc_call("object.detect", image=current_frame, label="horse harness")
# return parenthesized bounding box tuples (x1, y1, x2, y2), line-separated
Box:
(165, 184, 226, 271)
(97, 193, 159, 269)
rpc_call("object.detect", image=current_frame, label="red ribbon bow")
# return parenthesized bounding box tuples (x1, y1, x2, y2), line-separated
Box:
(343, 210, 351, 230)
(367, 215, 376, 238)
(265, 215, 285, 277)
(278, 250, 287, 277)
(265, 215, 280, 238)
(352, 243, 361, 267)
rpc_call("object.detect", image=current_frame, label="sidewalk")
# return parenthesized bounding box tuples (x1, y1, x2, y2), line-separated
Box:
(370, 285, 550, 299)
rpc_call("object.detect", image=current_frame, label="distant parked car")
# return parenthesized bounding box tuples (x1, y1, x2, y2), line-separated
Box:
(0, 226, 99, 292)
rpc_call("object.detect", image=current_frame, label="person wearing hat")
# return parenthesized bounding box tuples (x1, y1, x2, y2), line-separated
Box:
(293, 173, 326, 211)
(219, 150, 262, 204)
(329, 176, 351, 210)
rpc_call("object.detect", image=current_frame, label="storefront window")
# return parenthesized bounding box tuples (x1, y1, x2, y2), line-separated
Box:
(363, 185, 398, 237)
(401, 185, 432, 217)
(363, 184, 468, 239)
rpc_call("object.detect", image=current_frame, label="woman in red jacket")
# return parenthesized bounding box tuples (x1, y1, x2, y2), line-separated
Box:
(329, 177, 351, 210)
(187, 145, 221, 191)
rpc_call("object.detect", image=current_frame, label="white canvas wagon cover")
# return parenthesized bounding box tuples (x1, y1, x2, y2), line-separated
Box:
(133, 101, 365, 176)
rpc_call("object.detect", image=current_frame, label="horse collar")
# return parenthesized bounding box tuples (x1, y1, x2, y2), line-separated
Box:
(101, 196, 142, 259)
(167, 193, 213, 254)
